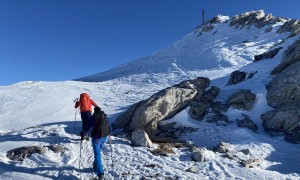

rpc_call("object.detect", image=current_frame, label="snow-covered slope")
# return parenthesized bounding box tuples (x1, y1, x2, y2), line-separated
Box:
(76, 14, 286, 85)
(1, 11, 300, 179)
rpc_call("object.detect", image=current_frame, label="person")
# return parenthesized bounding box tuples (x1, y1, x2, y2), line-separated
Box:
(80, 106, 111, 179)
(74, 93, 98, 139)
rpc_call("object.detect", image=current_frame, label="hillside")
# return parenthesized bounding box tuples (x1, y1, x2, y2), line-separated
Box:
(1, 10, 300, 179)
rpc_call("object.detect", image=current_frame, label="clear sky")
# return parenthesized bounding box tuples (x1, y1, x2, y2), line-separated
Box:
(0, 0, 299, 86)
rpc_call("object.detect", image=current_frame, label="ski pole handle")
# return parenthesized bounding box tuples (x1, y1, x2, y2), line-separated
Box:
(73, 98, 79, 103)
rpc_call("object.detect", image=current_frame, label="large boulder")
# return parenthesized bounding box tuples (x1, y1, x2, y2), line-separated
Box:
(272, 39, 300, 75)
(267, 61, 300, 108)
(262, 107, 300, 132)
(112, 77, 210, 135)
(226, 90, 256, 110)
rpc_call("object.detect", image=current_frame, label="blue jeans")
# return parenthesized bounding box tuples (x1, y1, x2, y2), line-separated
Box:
(92, 137, 107, 175)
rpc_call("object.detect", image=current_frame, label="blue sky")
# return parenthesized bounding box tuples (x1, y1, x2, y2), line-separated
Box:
(0, 0, 299, 86)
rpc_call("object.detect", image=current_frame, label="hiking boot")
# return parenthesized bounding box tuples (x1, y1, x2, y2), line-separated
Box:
(83, 135, 89, 141)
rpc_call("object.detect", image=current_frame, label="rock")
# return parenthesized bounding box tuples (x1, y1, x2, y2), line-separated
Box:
(254, 47, 283, 62)
(230, 10, 279, 28)
(237, 114, 258, 131)
(192, 148, 206, 162)
(247, 71, 258, 79)
(7, 146, 47, 161)
(265, 27, 272, 33)
(186, 166, 199, 174)
(207, 86, 220, 98)
(111, 102, 140, 130)
(226, 71, 247, 86)
(188, 101, 211, 120)
(241, 149, 251, 155)
(211, 101, 229, 114)
(172, 127, 198, 138)
(272, 39, 300, 75)
(216, 142, 232, 153)
(158, 122, 176, 132)
(267, 61, 300, 108)
(241, 158, 262, 168)
(226, 90, 256, 110)
(262, 107, 300, 132)
(202, 25, 214, 32)
(189, 85, 220, 120)
(112, 77, 210, 135)
(145, 164, 159, 168)
(224, 152, 240, 162)
(206, 113, 228, 124)
(47, 145, 67, 153)
(277, 19, 300, 37)
(131, 130, 153, 147)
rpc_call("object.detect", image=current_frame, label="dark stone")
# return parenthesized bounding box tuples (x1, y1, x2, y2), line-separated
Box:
(254, 47, 283, 62)
(6, 146, 47, 161)
(226, 71, 247, 86)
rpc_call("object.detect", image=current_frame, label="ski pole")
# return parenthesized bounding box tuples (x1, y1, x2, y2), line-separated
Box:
(73, 108, 77, 134)
(73, 98, 79, 134)
(108, 135, 113, 168)
(79, 139, 82, 169)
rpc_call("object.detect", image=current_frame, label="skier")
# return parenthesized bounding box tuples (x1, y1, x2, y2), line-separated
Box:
(80, 106, 111, 179)
(74, 93, 98, 140)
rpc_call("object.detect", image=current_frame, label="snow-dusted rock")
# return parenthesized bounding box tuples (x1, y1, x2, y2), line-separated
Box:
(254, 47, 283, 62)
(215, 142, 232, 153)
(192, 148, 206, 162)
(226, 90, 256, 110)
(112, 77, 210, 135)
(47, 145, 68, 153)
(277, 19, 300, 37)
(242, 158, 262, 168)
(6, 146, 47, 161)
(186, 166, 199, 174)
(272, 39, 300, 75)
(230, 10, 279, 28)
(131, 130, 153, 147)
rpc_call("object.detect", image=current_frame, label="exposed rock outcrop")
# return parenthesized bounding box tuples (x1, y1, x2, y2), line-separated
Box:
(189, 86, 220, 120)
(262, 107, 300, 132)
(112, 77, 210, 135)
(230, 10, 281, 28)
(277, 19, 300, 37)
(254, 47, 283, 62)
(264, 54, 300, 142)
(226, 90, 256, 110)
(272, 39, 300, 75)
(267, 61, 300, 108)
